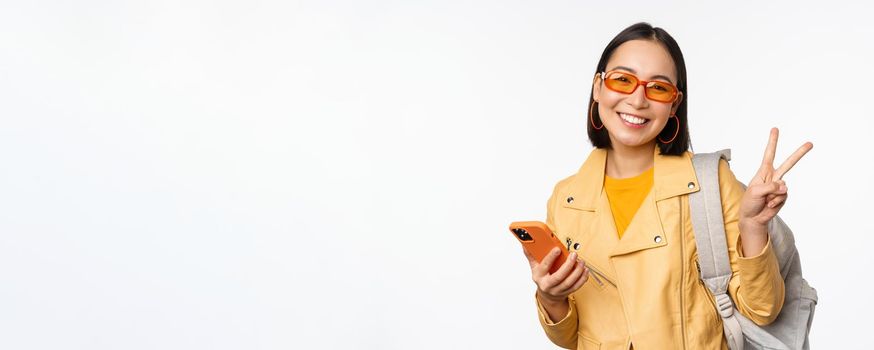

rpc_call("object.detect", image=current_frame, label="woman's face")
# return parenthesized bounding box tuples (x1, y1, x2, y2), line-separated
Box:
(592, 39, 683, 149)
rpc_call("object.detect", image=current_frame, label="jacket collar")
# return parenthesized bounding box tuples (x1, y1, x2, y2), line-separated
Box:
(561, 144, 700, 211)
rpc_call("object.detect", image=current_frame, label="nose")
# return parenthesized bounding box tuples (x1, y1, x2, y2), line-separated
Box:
(625, 83, 649, 109)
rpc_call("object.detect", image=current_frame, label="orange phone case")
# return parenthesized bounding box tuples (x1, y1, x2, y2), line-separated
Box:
(509, 221, 569, 274)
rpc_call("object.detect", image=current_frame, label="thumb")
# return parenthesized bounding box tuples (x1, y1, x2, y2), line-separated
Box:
(749, 181, 784, 200)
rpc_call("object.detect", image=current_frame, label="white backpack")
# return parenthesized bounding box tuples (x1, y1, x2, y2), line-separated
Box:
(690, 150, 818, 350)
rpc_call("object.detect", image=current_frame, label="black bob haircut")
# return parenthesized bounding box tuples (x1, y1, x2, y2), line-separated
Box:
(587, 22, 691, 156)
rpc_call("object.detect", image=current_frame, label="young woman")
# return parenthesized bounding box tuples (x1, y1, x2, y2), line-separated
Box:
(522, 23, 813, 349)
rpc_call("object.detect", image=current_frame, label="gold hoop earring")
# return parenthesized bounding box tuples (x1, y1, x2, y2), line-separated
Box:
(658, 115, 680, 144)
(590, 101, 603, 130)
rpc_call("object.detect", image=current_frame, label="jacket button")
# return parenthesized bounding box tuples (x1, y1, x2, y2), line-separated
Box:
(687, 182, 695, 189)
(573, 243, 580, 250)
(654, 235, 663, 243)
(567, 196, 574, 203)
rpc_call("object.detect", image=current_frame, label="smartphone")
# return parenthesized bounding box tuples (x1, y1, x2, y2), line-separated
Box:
(509, 221, 570, 274)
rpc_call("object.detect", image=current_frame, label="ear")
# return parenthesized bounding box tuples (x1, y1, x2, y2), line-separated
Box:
(592, 73, 602, 101)
(671, 91, 684, 115)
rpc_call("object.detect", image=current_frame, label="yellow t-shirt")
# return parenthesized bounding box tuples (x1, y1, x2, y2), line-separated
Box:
(604, 166, 654, 239)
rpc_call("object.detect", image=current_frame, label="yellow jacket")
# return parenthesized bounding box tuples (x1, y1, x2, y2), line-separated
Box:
(536, 146, 785, 349)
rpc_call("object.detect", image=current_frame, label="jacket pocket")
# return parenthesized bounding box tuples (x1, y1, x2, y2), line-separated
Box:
(577, 332, 601, 350)
(571, 253, 614, 292)
(560, 195, 592, 211)
(584, 264, 615, 291)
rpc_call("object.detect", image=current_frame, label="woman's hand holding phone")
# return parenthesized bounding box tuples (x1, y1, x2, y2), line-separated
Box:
(524, 247, 590, 322)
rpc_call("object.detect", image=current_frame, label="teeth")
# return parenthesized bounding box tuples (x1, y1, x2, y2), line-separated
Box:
(619, 113, 647, 125)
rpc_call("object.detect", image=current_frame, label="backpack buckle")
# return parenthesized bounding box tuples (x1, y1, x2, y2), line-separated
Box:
(716, 293, 735, 318)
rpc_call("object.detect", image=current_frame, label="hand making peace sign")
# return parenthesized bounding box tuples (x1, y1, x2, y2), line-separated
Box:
(739, 128, 814, 227)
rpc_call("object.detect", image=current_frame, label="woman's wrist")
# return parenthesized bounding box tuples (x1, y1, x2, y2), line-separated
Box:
(536, 289, 567, 306)
(739, 218, 767, 236)
(536, 289, 570, 324)
(739, 219, 769, 257)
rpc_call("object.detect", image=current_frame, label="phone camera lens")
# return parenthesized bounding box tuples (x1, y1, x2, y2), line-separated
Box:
(516, 228, 532, 241)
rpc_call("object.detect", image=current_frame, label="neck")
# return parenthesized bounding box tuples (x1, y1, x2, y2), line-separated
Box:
(605, 141, 656, 179)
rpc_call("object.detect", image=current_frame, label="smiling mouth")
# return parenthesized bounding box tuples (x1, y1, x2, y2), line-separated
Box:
(618, 112, 650, 126)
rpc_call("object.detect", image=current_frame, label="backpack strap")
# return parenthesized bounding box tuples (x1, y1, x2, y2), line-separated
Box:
(690, 149, 745, 350)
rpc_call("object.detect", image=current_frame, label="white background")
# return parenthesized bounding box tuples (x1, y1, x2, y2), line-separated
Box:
(1, 0, 871, 349)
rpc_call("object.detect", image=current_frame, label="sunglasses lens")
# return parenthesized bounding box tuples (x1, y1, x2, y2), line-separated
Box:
(603, 71, 678, 103)
(604, 72, 638, 93)
(645, 81, 677, 102)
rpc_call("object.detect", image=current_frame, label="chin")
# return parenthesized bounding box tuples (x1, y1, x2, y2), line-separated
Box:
(607, 132, 657, 149)
(615, 141, 655, 149)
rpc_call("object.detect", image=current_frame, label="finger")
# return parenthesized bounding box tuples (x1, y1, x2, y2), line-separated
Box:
(768, 193, 787, 208)
(765, 182, 788, 198)
(751, 169, 770, 185)
(531, 248, 561, 278)
(535, 247, 562, 276)
(555, 260, 585, 292)
(760, 127, 779, 168)
(567, 267, 590, 293)
(547, 252, 578, 285)
(749, 181, 784, 199)
(774, 142, 813, 180)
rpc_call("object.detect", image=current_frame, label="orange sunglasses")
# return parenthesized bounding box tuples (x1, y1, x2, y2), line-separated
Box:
(599, 70, 679, 103)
